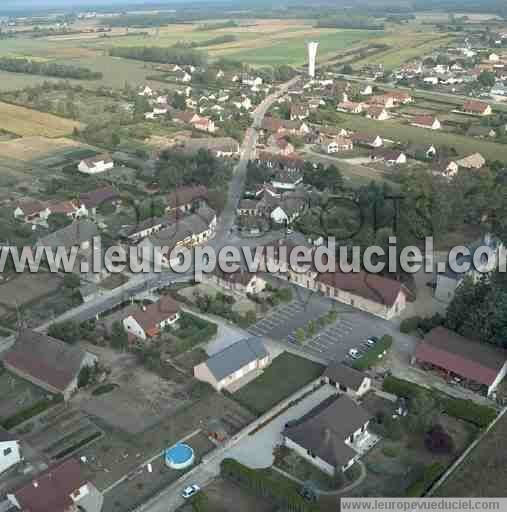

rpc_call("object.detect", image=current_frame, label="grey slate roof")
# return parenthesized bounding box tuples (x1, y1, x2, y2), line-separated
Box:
(324, 363, 367, 391)
(205, 336, 268, 381)
(36, 221, 99, 250)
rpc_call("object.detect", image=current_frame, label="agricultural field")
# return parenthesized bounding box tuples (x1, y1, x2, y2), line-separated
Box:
(0, 136, 85, 161)
(435, 413, 507, 497)
(335, 112, 507, 161)
(0, 101, 81, 137)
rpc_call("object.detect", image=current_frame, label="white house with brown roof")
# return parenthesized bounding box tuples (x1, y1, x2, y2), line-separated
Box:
(322, 136, 354, 154)
(337, 101, 364, 114)
(365, 106, 390, 121)
(411, 115, 441, 130)
(14, 200, 51, 224)
(78, 154, 114, 174)
(206, 269, 266, 296)
(123, 296, 180, 340)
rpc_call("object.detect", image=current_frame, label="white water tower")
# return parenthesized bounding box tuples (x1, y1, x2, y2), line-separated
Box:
(308, 41, 319, 78)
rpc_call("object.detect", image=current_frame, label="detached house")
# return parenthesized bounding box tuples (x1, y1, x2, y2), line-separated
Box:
(365, 106, 390, 121)
(411, 115, 441, 130)
(337, 101, 364, 114)
(368, 95, 395, 109)
(324, 364, 371, 398)
(5, 458, 104, 512)
(165, 185, 208, 213)
(78, 154, 114, 174)
(173, 111, 216, 133)
(194, 336, 270, 392)
(80, 186, 119, 217)
(290, 104, 310, 120)
(456, 152, 486, 170)
(14, 200, 51, 224)
(123, 296, 181, 340)
(283, 394, 371, 475)
(3, 329, 97, 401)
(463, 100, 492, 116)
(0, 428, 22, 475)
(350, 133, 383, 148)
(271, 169, 303, 191)
(322, 136, 353, 154)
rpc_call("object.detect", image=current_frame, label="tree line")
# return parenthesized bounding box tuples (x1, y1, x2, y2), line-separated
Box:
(0, 57, 102, 80)
(109, 46, 207, 67)
(316, 15, 385, 30)
(173, 34, 237, 49)
(195, 20, 238, 31)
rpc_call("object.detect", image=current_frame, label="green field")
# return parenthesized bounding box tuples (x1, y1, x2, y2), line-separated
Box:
(233, 352, 325, 416)
(335, 112, 507, 161)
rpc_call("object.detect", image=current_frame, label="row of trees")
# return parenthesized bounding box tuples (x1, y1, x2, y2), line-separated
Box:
(173, 34, 237, 49)
(0, 57, 102, 80)
(109, 46, 207, 67)
(316, 15, 384, 30)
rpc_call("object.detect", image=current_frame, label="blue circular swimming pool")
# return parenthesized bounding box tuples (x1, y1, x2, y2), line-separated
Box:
(165, 443, 195, 470)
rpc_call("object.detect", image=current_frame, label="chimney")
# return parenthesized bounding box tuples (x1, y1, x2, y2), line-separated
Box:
(33, 481, 38, 488)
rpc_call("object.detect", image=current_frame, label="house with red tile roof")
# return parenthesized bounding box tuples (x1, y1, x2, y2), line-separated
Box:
(462, 100, 492, 116)
(6, 458, 103, 512)
(414, 327, 507, 397)
(411, 115, 441, 130)
(122, 296, 181, 340)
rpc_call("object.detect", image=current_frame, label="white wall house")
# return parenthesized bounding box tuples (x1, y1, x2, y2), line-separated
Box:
(0, 432, 22, 475)
(78, 155, 114, 174)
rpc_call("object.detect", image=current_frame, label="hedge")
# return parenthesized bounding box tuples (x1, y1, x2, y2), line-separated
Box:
(221, 458, 319, 512)
(405, 462, 446, 497)
(382, 376, 497, 428)
(353, 335, 393, 371)
(400, 316, 422, 334)
(1, 394, 63, 429)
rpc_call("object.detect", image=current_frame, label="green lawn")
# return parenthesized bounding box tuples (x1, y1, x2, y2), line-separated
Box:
(233, 352, 325, 415)
(335, 112, 507, 161)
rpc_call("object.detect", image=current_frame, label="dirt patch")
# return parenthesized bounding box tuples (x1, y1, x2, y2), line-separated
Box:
(0, 272, 63, 309)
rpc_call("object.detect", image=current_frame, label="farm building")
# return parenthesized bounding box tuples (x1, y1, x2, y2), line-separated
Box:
(283, 394, 371, 475)
(194, 336, 270, 391)
(78, 154, 114, 174)
(414, 327, 507, 397)
(2, 329, 97, 401)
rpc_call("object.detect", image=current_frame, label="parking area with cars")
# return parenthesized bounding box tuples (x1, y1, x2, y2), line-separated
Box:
(248, 284, 416, 364)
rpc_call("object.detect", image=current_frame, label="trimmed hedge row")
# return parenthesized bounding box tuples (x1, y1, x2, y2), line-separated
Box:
(382, 376, 497, 428)
(1, 394, 63, 430)
(353, 335, 393, 371)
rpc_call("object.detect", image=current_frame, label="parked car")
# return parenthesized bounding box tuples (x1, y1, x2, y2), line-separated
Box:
(181, 484, 201, 499)
(367, 336, 379, 346)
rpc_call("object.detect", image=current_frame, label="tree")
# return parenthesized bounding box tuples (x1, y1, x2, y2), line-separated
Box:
(407, 391, 437, 433)
(425, 424, 454, 454)
(172, 93, 187, 110)
(477, 71, 496, 88)
(111, 132, 121, 146)
(295, 328, 306, 345)
(78, 365, 92, 388)
(47, 320, 81, 344)
(341, 64, 353, 75)
(111, 320, 128, 350)
(47, 212, 72, 231)
(63, 273, 81, 290)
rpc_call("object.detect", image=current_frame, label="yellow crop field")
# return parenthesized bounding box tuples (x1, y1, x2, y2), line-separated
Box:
(0, 102, 82, 137)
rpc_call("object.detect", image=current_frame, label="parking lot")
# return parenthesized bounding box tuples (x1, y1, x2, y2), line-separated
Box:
(248, 284, 416, 364)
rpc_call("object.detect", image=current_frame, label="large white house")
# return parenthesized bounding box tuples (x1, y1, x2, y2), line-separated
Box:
(0, 429, 22, 475)
(78, 154, 114, 174)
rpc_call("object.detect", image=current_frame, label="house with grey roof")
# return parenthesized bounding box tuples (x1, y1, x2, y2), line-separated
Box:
(324, 363, 371, 398)
(283, 394, 371, 475)
(193, 337, 270, 391)
(35, 220, 99, 251)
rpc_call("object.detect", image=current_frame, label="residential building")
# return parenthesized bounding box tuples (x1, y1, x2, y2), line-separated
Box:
(324, 364, 372, 398)
(181, 137, 240, 157)
(78, 154, 114, 174)
(389, 91, 413, 104)
(368, 94, 395, 109)
(269, 136, 295, 156)
(350, 133, 383, 148)
(280, 120, 311, 136)
(406, 144, 437, 160)
(463, 100, 492, 116)
(207, 269, 266, 295)
(256, 152, 305, 173)
(79, 186, 119, 217)
(376, 149, 407, 165)
(271, 169, 303, 191)
(432, 159, 459, 179)
(337, 101, 364, 114)
(14, 200, 51, 224)
(3, 329, 97, 401)
(194, 336, 270, 391)
(36, 220, 99, 251)
(365, 106, 390, 121)
(290, 104, 310, 120)
(0, 428, 21, 475)
(411, 115, 441, 130)
(414, 327, 507, 397)
(123, 216, 169, 242)
(6, 458, 104, 512)
(466, 126, 497, 138)
(316, 270, 407, 319)
(283, 394, 371, 475)
(139, 85, 153, 97)
(321, 136, 353, 154)
(173, 111, 215, 133)
(165, 185, 208, 213)
(270, 197, 306, 225)
(123, 295, 181, 340)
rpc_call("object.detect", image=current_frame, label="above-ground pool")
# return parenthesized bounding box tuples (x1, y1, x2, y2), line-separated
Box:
(164, 442, 195, 470)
